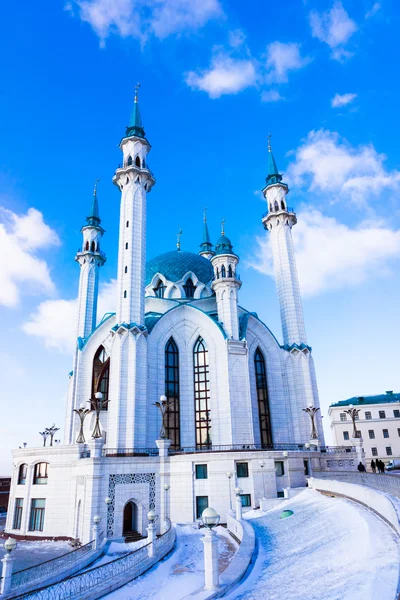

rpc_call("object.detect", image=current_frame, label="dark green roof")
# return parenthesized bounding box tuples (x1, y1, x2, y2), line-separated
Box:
(330, 391, 400, 408)
(146, 250, 214, 286)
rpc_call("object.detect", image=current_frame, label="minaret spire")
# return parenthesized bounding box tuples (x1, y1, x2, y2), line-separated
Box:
(126, 82, 146, 139)
(199, 207, 214, 259)
(87, 179, 101, 226)
(266, 134, 283, 185)
(177, 228, 182, 251)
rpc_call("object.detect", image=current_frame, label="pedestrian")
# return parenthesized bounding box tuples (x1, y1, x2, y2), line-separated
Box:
(357, 461, 366, 472)
(377, 459, 384, 473)
(371, 459, 376, 473)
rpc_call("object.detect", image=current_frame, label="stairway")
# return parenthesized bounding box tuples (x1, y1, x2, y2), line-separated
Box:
(124, 530, 144, 543)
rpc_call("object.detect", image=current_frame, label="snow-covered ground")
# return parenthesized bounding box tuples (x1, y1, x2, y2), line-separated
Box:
(228, 488, 400, 600)
(0, 540, 72, 572)
(103, 525, 237, 599)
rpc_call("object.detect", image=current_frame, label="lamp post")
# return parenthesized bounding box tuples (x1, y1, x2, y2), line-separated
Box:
(147, 510, 157, 557)
(92, 515, 102, 550)
(344, 404, 361, 439)
(305, 442, 313, 477)
(283, 451, 291, 491)
(226, 471, 233, 512)
(201, 507, 220, 591)
(302, 404, 320, 440)
(153, 395, 174, 439)
(73, 403, 91, 444)
(259, 461, 266, 499)
(1, 537, 17, 595)
(45, 424, 60, 446)
(90, 392, 110, 439)
(234, 487, 243, 520)
(39, 430, 50, 447)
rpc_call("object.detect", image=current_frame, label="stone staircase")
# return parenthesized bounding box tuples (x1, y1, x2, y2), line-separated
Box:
(124, 530, 144, 543)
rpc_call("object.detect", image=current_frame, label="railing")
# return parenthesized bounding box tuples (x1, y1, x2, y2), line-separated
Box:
(313, 471, 400, 500)
(102, 444, 356, 457)
(16, 521, 174, 600)
(103, 447, 159, 457)
(262, 206, 295, 218)
(10, 539, 96, 590)
(319, 446, 356, 454)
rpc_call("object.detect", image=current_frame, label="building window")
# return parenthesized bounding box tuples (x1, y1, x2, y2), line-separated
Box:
(228, 265, 233, 278)
(237, 463, 249, 478)
(165, 338, 180, 449)
(125, 242, 128, 249)
(183, 278, 195, 298)
(394, 410, 400, 418)
(196, 496, 208, 520)
(397, 428, 400, 437)
(343, 431, 349, 440)
(29, 499, 46, 531)
(124, 266, 128, 273)
(194, 337, 211, 449)
(221, 265, 226, 278)
(254, 348, 273, 448)
(18, 464, 27, 485)
(365, 411, 372, 420)
(304, 460, 309, 476)
(154, 280, 165, 298)
(241, 494, 251, 507)
(33, 463, 48, 485)
(13, 498, 23, 530)
(379, 411, 386, 419)
(355, 430, 362, 438)
(340, 413, 347, 421)
(195, 464, 208, 480)
(386, 447, 393, 456)
(126, 221, 129, 227)
(368, 430, 375, 439)
(92, 346, 110, 408)
(277, 491, 285, 498)
(123, 290, 127, 298)
(275, 461, 285, 477)
(383, 429, 389, 439)
(371, 447, 378, 457)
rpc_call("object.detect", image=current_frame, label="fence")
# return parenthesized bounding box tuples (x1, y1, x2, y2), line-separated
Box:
(13, 520, 175, 600)
(314, 470, 400, 501)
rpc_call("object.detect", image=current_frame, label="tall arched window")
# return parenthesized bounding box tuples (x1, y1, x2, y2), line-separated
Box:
(221, 265, 226, 278)
(165, 338, 180, 449)
(194, 337, 211, 448)
(154, 280, 166, 298)
(92, 346, 110, 409)
(127, 156, 133, 166)
(183, 278, 195, 298)
(18, 464, 27, 485)
(90, 241, 96, 252)
(274, 200, 279, 211)
(281, 200, 285, 210)
(228, 265, 233, 278)
(135, 156, 141, 167)
(254, 348, 272, 447)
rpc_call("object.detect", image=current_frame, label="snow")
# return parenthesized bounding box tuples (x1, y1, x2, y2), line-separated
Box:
(228, 489, 400, 600)
(103, 525, 237, 599)
(0, 540, 73, 572)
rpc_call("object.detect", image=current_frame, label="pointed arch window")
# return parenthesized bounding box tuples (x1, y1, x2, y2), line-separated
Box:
(154, 280, 165, 298)
(194, 337, 211, 448)
(135, 156, 141, 167)
(228, 265, 233, 278)
(165, 338, 180, 449)
(183, 278, 195, 298)
(127, 156, 133, 166)
(254, 348, 272, 447)
(281, 200, 285, 210)
(221, 265, 226, 278)
(92, 346, 110, 410)
(90, 241, 96, 252)
(274, 200, 279, 211)
(85, 241, 89, 251)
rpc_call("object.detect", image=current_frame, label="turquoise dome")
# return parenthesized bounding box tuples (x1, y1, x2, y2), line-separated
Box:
(215, 234, 234, 255)
(146, 250, 214, 286)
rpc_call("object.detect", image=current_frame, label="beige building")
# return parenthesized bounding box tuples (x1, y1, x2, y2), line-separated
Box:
(328, 391, 400, 466)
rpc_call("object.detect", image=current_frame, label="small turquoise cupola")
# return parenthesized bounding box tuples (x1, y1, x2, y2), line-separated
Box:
(215, 219, 234, 255)
(125, 83, 145, 139)
(199, 208, 215, 260)
(86, 180, 102, 227)
(265, 135, 283, 186)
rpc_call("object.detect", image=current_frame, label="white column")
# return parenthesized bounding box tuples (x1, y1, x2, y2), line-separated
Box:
(92, 516, 101, 550)
(146, 522, 157, 557)
(202, 529, 219, 591)
(235, 494, 242, 520)
(352, 437, 365, 466)
(0, 554, 14, 595)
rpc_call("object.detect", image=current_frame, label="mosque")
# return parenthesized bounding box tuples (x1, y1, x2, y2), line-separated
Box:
(5, 91, 325, 543)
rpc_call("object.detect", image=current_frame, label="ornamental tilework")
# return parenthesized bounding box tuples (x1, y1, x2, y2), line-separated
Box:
(107, 473, 156, 537)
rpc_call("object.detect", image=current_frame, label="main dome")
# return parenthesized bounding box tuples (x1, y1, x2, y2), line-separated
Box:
(146, 250, 214, 286)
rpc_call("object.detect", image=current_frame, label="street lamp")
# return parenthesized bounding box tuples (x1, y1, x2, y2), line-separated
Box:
(4, 538, 16, 554)
(226, 471, 233, 511)
(302, 404, 320, 440)
(1, 538, 17, 595)
(201, 508, 220, 591)
(153, 395, 174, 439)
(39, 430, 50, 447)
(147, 510, 157, 557)
(344, 404, 360, 439)
(73, 403, 91, 444)
(90, 392, 110, 439)
(45, 424, 60, 446)
(259, 461, 266, 499)
(234, 487, 243, 520)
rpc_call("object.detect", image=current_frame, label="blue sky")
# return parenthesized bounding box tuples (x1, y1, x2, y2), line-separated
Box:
(0, 0, 399, 472)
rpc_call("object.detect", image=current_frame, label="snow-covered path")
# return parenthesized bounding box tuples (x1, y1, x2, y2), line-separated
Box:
(103, 525, 237, 599)
(227, 489, 400, 600)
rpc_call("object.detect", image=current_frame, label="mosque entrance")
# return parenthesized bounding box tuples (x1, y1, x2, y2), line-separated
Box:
(123, 501, 140, 541)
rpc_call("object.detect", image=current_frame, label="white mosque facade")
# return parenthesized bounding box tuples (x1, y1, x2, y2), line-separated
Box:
(5, 95, 329, 543)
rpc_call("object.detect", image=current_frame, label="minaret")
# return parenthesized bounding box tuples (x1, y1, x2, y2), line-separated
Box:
(113, 84, 155, 326)
(261, 138, 307, 348)
(211, 221, 242, 340)
(199, 208, 215, 260)
(75, 182, 106, 340)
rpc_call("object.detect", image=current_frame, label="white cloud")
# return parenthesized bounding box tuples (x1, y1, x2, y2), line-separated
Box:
(331, 92, 357, 107)
(248, 210, 400, 297)
(287, 129, 400, 207)
(310, 1, 357, 61)
(69, 0, 222, 44)
(22, 280, 117, 354)
(265, 42, 311, 83)
(365, 2, 381, 19)
(0, 208, 60, 307)
(228, 29, 246, 49)
(186, 54, 257, 98)
(261, 90, 285, 103)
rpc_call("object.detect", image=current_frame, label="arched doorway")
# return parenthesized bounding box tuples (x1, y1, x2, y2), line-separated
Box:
(123, 501, 138, 536)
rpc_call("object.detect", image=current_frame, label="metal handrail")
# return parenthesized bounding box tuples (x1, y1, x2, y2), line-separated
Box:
(103, 447, 159, 457)
(11, 539, 96, 589)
